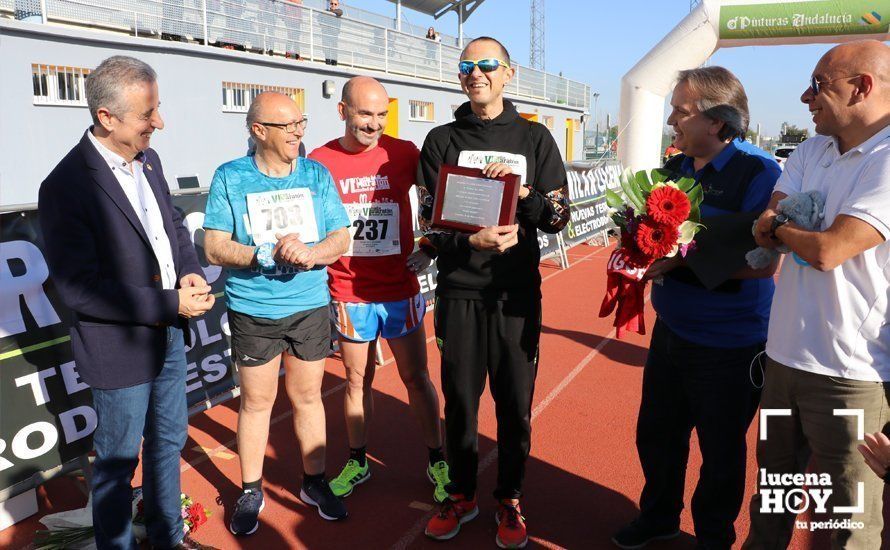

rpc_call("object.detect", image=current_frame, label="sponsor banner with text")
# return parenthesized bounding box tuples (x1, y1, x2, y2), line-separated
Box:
(719, 1, 888, 40)
(561, 160, 622, 248)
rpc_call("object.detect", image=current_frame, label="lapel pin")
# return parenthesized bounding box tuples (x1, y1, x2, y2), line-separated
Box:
(146, 163, 153, 171)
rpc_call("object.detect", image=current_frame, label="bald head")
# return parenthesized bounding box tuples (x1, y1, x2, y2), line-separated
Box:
(245, 92, 303, 161)
(819, 40, 890, 89)
(804, 40, 890, 148)
(246, 91, 302, 135)
(338, 77, 389, 151)
(341, 76, 388, 107)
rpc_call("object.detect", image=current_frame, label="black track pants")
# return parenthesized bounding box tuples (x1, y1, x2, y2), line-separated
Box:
(434, 295, 541, 500)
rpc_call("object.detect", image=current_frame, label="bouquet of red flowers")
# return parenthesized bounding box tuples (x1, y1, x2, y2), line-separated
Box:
(35, 488, 211, 549)
(599, 168, 703, 337)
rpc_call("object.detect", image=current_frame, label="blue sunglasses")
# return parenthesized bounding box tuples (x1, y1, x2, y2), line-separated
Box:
(458, 58, 510, 75)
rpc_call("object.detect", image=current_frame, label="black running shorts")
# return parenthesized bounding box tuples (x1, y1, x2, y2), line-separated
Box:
(228, 306, 331, 366)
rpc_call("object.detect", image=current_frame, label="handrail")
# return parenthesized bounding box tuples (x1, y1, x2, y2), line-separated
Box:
(6, 0, 590, 110)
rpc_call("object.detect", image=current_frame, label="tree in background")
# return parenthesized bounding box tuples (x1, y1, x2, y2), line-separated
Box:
(781, 122, 809, 138)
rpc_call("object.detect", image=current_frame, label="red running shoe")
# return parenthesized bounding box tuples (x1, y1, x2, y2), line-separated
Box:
(424, 494, 479, 541)
(495, 499, 528, 549)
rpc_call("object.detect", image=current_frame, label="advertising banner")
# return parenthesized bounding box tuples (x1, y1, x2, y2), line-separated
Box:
(719, 1, 888, 40)
(0, 194, 235, 497)
(561, 160, 623, 248)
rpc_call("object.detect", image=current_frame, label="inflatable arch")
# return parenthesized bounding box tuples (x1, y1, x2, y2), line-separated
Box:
(618, 0, 890, 171)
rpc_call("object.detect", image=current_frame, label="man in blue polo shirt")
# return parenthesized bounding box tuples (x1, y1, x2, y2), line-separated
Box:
(203, 92, 351, 534)
(612, 67, 781, 550)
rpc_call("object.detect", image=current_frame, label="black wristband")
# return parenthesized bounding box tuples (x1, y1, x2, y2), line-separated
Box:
(769, 213, 789, 239)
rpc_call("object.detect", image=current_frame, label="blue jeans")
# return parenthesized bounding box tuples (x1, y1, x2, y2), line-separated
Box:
(91, 327, 188, 550)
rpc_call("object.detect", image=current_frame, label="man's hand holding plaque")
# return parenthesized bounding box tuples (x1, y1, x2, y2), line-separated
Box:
(469, 163, 520, 253)
(468, 224, 519, 252)
(431, 163, 522, 243)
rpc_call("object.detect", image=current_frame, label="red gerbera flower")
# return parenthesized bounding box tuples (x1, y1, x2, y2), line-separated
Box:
(186, 503, 208, 531)
(646, 185, 691, 227)
(635, 217, 679, 259)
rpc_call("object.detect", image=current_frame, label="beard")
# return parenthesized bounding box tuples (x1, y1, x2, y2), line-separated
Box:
(351, 125, 381, 146)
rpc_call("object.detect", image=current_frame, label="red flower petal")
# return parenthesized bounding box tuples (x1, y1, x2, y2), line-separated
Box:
(646, 186, 691, 227)
(634, 217, 680, 259)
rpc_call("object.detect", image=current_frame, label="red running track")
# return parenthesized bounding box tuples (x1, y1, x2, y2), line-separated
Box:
(4, 242, 859, 549)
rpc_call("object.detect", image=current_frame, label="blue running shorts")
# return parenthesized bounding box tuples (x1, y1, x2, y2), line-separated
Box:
(331, 292, 426, 342)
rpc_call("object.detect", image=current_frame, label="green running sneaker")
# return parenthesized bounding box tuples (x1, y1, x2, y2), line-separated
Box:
(329, 459, 370, 498)
(427, 460, 451, 503)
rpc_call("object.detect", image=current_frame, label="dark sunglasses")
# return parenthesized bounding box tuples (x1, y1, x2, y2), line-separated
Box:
(458, 58, 510, 75)
(810, 74, 863, 95)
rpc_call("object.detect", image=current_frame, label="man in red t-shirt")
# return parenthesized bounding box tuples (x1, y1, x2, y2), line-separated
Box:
(309, 76, 449, 502)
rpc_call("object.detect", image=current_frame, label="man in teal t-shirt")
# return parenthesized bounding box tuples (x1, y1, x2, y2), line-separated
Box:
(203, 92, 350, 534)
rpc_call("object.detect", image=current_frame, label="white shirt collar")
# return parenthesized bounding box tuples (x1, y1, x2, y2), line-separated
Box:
(828, 123, 890, 157)
(87, 127, 144, 170)
(851, 123, 890, 154)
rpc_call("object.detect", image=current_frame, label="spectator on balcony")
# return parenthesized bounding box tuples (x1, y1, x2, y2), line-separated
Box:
(161, 0, 185, 42)
(424, 26, 441, 62)
(324, 0, 343, 66)
(279, 0, 303, 60)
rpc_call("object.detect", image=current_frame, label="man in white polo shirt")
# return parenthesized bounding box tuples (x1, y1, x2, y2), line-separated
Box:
(744, 40, 890, 549)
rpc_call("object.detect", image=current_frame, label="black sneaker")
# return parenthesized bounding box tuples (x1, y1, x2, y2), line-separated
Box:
(612, 520, 680, 549)
(300, 479, 348, 521)
(229, 489, 265, 536)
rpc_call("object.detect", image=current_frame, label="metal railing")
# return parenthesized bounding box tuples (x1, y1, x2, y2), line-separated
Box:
(2, 0, 590, 110)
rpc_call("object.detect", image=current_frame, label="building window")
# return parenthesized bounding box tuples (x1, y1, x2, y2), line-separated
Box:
(409, 100, 435, 122)
(222, 82, 305, 112)
(32, 64, 90, 106)
(543, 116, 554, 130)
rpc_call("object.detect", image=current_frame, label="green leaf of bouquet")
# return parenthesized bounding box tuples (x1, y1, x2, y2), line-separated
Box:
(677, 176, 697, 193)
(634, 170, 650, 188)
(687, 183, 704, 207)
(650, 169, 671, 184)
(627, 171, 649, 208)
(605, 189, 624, 209)
(636, 173, 656, 193)
(620, 175, 646, 213)
(634, 170, 655, 195)
(689, 203, 701, 224)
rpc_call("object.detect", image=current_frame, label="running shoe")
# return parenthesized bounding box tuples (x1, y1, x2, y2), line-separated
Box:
(229, 489, 265, 536)
(329, 459, 371, 498)
(300, 478, 348, 521)
(424, 494, 478, 541)
(495, 499, 528, 549)
(426, 460, 451, 503)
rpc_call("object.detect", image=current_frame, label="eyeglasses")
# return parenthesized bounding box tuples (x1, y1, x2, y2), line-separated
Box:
(258, 118, 308, 133)
(458, 58, 510, 75)
(809, 74, 863, 95)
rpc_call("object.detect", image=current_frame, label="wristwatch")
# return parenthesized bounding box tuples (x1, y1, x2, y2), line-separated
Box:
(769, 213, 789, 239)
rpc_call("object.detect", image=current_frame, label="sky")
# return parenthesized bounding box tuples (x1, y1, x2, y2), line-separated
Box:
(350, 0, 844, 138)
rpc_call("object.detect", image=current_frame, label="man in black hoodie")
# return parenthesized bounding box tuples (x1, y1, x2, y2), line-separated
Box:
(418, 36, 569, 549)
